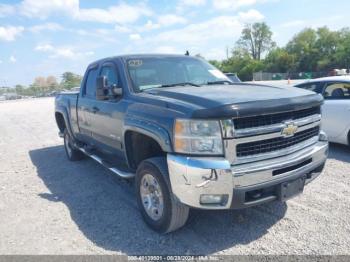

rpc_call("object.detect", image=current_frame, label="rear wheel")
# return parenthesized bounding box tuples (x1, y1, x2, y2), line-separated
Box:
(63, 129, 85, 161)
(136, 157, 189, 233)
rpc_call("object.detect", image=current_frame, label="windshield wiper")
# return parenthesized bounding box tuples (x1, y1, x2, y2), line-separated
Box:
(205, 80, 233, 85)
(160, 82, 200, 87)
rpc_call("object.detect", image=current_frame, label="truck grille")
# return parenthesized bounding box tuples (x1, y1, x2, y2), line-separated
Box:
(236, 126, 320, 158)
(234, 106, 320, 130)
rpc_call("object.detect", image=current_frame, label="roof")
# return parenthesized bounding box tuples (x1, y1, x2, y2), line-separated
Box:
(88, 53, 195, 67)
(301, 75, 350, 83)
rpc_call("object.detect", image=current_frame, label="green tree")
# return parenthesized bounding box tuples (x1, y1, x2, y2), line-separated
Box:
(265, 47, 296, 73)
(60, 72, 82, 90)
(237, 22, 275, 60)
(286, 28, 319, 72)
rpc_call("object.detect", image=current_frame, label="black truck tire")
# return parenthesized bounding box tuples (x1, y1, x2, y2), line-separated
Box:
(135, 157, 189, 233)
(63, 129, 85, 161)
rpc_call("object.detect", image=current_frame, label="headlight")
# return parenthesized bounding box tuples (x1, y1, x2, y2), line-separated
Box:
(174, 119, 223, 155)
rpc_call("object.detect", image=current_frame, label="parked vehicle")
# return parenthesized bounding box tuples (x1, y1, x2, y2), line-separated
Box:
(55, 54, 328, 233)
(225, 72, 241, 83)
(295, 76, 350, 146)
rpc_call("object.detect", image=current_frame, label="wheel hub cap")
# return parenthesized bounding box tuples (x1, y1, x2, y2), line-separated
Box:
(140, 174, 164, 221)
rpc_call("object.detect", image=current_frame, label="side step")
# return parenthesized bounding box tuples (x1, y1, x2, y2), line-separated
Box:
(78, 147, 135, 179)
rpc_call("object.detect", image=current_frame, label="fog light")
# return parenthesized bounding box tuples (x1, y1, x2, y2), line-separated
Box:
(319, 131, 328, 142)
(200, 194, 228, 205)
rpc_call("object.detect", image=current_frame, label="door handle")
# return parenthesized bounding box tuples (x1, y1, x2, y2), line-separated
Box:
(92, 106, 100, 113)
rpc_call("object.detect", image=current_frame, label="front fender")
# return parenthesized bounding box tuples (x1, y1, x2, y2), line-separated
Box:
(123, 116, 172, 153)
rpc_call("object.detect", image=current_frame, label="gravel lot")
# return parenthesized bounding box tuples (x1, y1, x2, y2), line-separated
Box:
(0, 97, 349, 255)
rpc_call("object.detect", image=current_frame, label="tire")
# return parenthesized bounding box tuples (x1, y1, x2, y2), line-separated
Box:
(135, 157, 189, 233)
(63, 129, 85, 161)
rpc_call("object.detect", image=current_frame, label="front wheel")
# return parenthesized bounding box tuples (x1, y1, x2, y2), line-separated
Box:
(135, 157, 189, 233)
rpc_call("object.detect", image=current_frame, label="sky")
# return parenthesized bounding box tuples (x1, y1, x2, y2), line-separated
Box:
(0, 0, 350, 86)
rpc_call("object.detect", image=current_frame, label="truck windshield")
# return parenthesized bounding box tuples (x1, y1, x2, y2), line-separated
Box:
(126, 56, 231, 92)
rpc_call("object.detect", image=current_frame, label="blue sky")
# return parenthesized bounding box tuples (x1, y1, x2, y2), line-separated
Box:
(0, 0, 349, 86)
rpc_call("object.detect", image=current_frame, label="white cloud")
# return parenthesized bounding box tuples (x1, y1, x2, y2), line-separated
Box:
(77, 2, 152, 24)
(141, 20, 161, 31)
(19, 0, 78, 19)
(3, 1, 151, 25)
(0, 26, 24, 41)
(0, 4, 15, 17)
(238, 9, 264, 22)
(148, 15, 241, 45)
(129, 34, 142, 41)
(157, 14, 187, 27)
(154, 46, 180, 54)
(35, 43, 94, 59)
(181, 0, 206, 6)
(0, 60, 3, 64)
(29, 22, 64, 33)
(9, 56, 16, 63)
(115, 25, 132, 33)
(213, 0, 273, 10)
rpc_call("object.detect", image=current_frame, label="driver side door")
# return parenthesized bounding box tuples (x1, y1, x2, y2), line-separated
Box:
(89, 62, 125, 158)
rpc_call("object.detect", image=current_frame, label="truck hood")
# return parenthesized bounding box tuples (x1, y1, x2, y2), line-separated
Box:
(144, 83, 323, 118)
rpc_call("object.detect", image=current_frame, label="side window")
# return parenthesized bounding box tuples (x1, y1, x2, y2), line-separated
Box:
(84, 68, 98, 98)
(100, 66, 118, 87)
(323, 82, 350, 99)
(297, 82, 321, 93)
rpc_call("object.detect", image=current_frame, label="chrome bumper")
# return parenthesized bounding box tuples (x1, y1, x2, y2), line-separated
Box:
(167, 141, 328, 209)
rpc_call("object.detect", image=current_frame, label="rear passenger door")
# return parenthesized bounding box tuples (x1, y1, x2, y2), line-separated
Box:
(77, 65, 99, 141)
(321, 82, 350, 141)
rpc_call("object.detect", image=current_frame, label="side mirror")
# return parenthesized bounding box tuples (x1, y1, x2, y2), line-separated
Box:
(96, 76, 108, 100)
(111, 84, 123, 96)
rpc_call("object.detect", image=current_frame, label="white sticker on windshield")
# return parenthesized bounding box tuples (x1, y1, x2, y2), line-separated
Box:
(208, 69, 227, 79)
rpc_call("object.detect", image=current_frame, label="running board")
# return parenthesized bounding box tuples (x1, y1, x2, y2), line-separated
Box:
(78, 147, 135, 179)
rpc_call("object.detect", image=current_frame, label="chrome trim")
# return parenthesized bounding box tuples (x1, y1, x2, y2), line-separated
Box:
(234, 114, 321, 138)
(232, 141, 328, 187)
(167, 140, 328, 209)
(167, 154, 233, 209)
(235, 120, 320, 144)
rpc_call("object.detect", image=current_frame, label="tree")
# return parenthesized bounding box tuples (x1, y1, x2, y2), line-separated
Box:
(60, 72, 82, 90)
(237, 22, 275, 60)
(265, 47, 296, 73)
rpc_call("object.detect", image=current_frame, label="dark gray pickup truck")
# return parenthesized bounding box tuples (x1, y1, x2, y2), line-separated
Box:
(55, 54, 328, 233)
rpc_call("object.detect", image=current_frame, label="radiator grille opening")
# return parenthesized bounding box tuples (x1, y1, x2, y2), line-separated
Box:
(236, 126, 319, 157)
(234, 106, 320, 130)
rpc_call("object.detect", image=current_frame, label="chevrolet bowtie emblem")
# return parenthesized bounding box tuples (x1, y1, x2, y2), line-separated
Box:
(281, 122, 298, 137)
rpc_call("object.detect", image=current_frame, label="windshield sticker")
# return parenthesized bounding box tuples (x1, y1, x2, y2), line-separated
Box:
(208, 69, 227, 79)
(128, 59, 143, 67)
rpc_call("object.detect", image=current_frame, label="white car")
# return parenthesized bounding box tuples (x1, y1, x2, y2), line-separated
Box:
(295, 76, 350, 146)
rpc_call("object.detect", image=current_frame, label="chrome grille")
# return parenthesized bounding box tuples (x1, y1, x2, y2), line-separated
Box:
(233, 106, 320, 130)
(236, 126, 320, 158)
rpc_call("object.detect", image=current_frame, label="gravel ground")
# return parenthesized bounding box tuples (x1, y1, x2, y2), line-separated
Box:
(0, 97, 349, 255)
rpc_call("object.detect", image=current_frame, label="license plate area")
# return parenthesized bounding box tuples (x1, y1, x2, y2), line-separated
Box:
(278, 177, 305, 201)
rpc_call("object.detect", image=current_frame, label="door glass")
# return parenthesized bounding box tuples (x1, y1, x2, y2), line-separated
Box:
(100, 66, 118, 87)
(297, 82, 321, 93)
(84, 68, 98, 98)
(323, 82, 350, 99)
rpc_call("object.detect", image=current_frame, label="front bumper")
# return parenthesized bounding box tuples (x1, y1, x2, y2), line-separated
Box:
(167, 141, 328, 209)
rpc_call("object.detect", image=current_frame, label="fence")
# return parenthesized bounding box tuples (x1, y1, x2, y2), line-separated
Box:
(253, 71, 331, 81)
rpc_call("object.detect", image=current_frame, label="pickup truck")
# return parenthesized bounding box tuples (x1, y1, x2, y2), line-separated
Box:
(55, 54, 328, 233)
